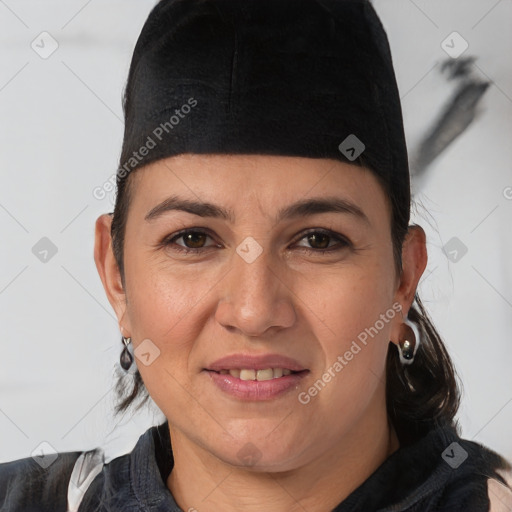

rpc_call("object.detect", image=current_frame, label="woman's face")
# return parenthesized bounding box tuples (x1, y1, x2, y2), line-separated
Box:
(96, 154, 425, 471)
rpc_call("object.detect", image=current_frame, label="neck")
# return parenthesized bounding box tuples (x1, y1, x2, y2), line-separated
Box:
(167, 398, 400, 512)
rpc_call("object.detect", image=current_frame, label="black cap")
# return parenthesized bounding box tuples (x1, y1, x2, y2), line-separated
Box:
(117, 0, 410, 225)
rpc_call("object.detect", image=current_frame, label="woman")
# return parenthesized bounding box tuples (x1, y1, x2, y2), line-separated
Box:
(1, 0, 511, 510)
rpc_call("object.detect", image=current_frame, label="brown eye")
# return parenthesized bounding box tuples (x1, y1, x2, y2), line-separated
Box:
(306, 232, 330, 249)
(295, 229, 350, 253)
(163, 229, 219, 254)
(181, 231, 208, 249)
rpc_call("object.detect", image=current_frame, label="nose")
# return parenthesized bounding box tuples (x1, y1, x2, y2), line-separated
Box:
(215, 245, 296, 337)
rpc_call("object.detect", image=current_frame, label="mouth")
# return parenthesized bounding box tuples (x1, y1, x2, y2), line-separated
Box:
(206, 368, 308, 381)
(204, 366, 310, 401)
(203, 354, 309, 400)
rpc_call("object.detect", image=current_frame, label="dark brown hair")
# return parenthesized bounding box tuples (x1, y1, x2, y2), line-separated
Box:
(109, 159, 461, 447)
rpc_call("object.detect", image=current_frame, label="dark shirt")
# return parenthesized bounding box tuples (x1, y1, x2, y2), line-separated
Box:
(1, 422, 511, 511)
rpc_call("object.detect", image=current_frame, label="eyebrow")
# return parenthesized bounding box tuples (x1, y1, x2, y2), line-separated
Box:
(144, 194, 370, 225)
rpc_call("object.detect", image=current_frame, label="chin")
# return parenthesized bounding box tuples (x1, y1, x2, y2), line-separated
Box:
(212, 433, 306, 472)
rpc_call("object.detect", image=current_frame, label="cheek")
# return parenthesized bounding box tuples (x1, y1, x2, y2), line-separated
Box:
(126, 272, 216, 420)
(123, 255, 215, 385)
(306, 256, 397, 400)
(316, 253, 396, 338)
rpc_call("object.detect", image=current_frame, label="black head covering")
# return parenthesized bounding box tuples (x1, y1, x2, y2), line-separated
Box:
(117, 0, 410, 225)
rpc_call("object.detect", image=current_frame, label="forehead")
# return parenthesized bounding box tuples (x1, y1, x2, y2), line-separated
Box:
(127, 153, 390, 223)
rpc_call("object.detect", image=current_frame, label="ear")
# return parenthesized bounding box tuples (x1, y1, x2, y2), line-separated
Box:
(390, 224, 428, 343)
(93, 213, 131, 336)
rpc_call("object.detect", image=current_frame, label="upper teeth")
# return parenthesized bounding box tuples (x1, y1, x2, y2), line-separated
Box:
(218, 368, 293, 380)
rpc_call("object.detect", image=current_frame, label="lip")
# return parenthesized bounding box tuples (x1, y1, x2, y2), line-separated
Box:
(205, 369, 309, 401)
(205, 353, 307, 372)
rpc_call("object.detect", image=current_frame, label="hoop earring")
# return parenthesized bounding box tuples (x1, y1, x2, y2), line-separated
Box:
(120, 336, 133, 371)
(397, 317, 421, 365)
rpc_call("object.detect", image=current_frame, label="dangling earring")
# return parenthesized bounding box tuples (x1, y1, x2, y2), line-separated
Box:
(120, 336, 133, 370)
(397, 316, 421, 365)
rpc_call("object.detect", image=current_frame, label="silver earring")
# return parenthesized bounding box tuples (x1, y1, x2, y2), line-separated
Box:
(120, 336, 133, 371)
(397, 317, 421, 365)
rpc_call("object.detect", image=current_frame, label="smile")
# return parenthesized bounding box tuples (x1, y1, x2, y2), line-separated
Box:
(216, 368, 295, 380)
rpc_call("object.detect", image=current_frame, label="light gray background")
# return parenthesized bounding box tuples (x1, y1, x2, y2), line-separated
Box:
(1, 0, 511, 464)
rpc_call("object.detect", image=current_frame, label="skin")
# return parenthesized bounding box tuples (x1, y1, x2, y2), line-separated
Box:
(94, 153, 427, 512)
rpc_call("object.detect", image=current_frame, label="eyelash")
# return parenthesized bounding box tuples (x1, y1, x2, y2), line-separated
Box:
(161, 228, 351, 255)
